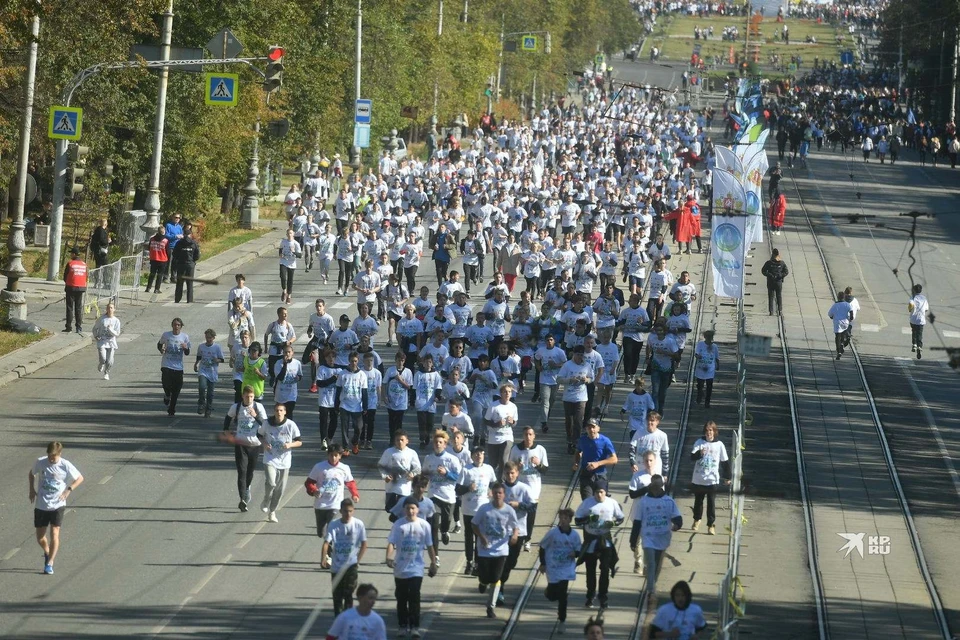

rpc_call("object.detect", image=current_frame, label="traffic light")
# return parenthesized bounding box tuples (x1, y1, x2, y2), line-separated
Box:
(264, 45, 285, 93)
(545, 32, 552, 55)
(65, 143, 89, 198)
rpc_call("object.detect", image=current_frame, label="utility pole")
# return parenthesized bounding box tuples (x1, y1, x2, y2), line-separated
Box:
(461, 0, 468, 23)
(496, 13, 504, 100)
(1, 8, 39, 322)
(898, 23, 903, 99)
(433, 0, 443, 119)
(136, 0, 174, 256)
(952, 24, 959, 122)
(350, 0, 362, 169)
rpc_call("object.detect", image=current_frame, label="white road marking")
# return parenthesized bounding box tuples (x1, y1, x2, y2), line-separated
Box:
(98, 475, 113, 485)
(943, 330, 960, 339)
(331, 302, 352, 309)
(902, 326, 912, 335)
(253, 301, 270, 308)
(204, 302, 221, 308)
(162, 301, 179, 307)
(149, 596, 193, 637)
(896, 360, 960, 500)
(117, 333, 141, 343)
(290, 302, 309, 309)
(860, 323, 880, 332)
(189, 554, 232, 596)
(2, 547, 20, 561)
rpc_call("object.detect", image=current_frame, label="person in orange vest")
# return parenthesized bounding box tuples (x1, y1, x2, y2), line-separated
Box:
(63, 247, 87, 334)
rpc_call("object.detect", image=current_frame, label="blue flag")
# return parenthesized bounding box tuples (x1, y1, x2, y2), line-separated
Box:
(907, 109, 916, 125)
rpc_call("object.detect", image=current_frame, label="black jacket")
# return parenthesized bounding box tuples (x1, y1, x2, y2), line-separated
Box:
(761, 259, 789, 284)
(173, 236, 201, 265)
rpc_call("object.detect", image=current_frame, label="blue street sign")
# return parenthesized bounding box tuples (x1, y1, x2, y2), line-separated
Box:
(205, 73, 238, 106)
(49, 106, 82, 140)
(840, 50, 854, 65)
(355, 99, 372, 124)
(522, 35, 538, 51)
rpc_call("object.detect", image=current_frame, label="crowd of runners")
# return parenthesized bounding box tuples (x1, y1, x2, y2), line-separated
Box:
(43, 83, 738, 640)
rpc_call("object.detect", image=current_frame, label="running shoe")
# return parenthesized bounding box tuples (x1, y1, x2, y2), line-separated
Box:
(310, 383, 319, 393)
(585, 597, 595, 609)
(239, 500, 248, 513)
(43, 564, 54, 575)
(708, 525, 716, 535)
(103, 373, 110, 380)
(268, 511, 279, 523)
(321, 438, 329, 451)
(557, 621, 567, 634)
(441, 531, 450, 545)
(486, 606, 496, 619)
(452, 522, 462, 534)
(523, 541, 531, 552)
(352, 443, 360, 455)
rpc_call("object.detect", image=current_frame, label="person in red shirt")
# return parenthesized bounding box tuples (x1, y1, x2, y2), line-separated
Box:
(63, 247, 87, 334)
(145, 226, 169, 293)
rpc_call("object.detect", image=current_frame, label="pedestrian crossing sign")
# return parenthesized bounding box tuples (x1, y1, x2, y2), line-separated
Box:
(522, 35, 538, 51)
(48, 106, 82, 140)
(205, 73, 238, 106)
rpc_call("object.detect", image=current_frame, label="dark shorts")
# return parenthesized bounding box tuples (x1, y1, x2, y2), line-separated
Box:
(34, 507, 65, 528)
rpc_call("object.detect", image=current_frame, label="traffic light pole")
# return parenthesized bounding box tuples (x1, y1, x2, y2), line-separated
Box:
(1, 9, 40, 323)
(45, 56, 267, 282)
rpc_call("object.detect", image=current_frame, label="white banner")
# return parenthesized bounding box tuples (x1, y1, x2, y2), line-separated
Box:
(743, 150, 768, 244)
(711, 169, 746, 216)
(715, 146, 744, 182)
(712, 215, 748, 299)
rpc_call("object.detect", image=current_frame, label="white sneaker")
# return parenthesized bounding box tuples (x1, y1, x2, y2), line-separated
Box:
(411, 628, 423, 639)
(97, 363, 104, 373)
(261, 499, 270, 513)
(558, 621, 567, 634)
(335, 289, 343, 296)
(268, 511, 279, 523)
(523, 541, 531, 552)
(103, 373, 110, 380)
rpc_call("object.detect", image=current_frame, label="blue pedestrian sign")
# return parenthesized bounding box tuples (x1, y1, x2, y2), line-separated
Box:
(840, 50, 854, 65)
(355, 99, 372, 124)
(48, 106, 82, 140)
(205, 73, 238, 106)
(522, 35, 538, 51)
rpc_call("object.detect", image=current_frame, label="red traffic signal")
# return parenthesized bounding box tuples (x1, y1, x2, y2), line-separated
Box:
(268, 46, 285, 61)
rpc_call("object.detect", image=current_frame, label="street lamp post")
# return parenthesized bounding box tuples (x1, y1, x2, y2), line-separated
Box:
(350, 0, 362, 169)
(138, 0, 175, 247)
(1, 8, 40, 323)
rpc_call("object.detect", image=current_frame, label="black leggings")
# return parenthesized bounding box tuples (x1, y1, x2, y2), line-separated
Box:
(387, 409, 405, 442)
(363, 410, 377, 443)
(911, 323, 924, 348)
(161, 367, 184, 412)
(692, 483, 718, 526)
(623, 337, 644, 378)
(395, 576, 423, 628)
(417, 411, 435, 445)
(280, 265, 295, 294)
(696, 378, 714, 403)
(463, 264, 478, 290)
(436, 260, 449, 286)
(233, 379, 243, 404)
(464, 514, 477, 563)
(583, 537, 618, 601)
(319, 407, 339, 441)
(432, 498, 454, 538)
(545, 580, 570, 622)
(404, 266, 418, 293)
(502, 540, 522, 586)
(234, 445, 258, 501)
(338, 259, 354, 291)
(524, 503, 539, 543)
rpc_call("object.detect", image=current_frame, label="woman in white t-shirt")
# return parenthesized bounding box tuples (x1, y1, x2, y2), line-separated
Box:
(92, 301, 121, 380)
(279, 229, 302, 305)
(693, 330, 719, 408)
(272, 344, 303, 418)
(690, 420, 729, 535)
(399, 231, 423, 294)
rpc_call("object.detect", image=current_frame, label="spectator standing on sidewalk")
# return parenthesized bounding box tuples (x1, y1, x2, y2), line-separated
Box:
(145, 227, 169, 294)
(173, 223, 200, 304)
(768, 192, 787, 235)
(163, 213, 184, 283)
(89, 218, 112, 268)
(760, 249, 789, 316)
(908, 284, 930, 359)
(29, 441, 84, 575)
(62, 247, 87, 334)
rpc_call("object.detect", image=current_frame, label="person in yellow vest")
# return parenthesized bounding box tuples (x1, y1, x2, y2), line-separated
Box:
(242, 341, 269, 402)
(63, 247, 87, 334)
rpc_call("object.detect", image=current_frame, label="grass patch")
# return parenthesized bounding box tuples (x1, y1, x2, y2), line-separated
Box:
(200, 226, 272, 260)
(653, 15, 846, 70)
(0, 328, 51, 358)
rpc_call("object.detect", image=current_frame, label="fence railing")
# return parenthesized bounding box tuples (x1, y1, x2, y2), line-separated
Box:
(84, 253, 142, 318)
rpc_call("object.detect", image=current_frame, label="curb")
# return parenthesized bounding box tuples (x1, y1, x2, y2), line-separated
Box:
(0, 334, 92, 390)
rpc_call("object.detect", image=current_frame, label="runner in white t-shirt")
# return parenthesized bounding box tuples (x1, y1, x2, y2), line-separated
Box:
(326, 583, 387, 640)
(29, 441, 84, 575)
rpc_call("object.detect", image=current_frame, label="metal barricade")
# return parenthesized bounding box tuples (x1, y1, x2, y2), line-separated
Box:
(83, 253, 141, 319)
(115, 253, 143, 304)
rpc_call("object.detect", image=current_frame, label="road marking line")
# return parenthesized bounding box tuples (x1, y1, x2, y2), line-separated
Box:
(897, 360, 960, 500)
(290, 302, 309, 309)
(2, 547, 20, 561)
(943, 330, 960, 339)
(162, 301, 179, 307)
(99, 475, 113, 485)
(204, 302, 220, 308)
(860, 323, 880, 332)
(117, 333, 141, 343)
(149, 596, 193, 637)
(331, 302, 352, 309)
(189, 554, 231, 596)
(902, 326, 912, 335)
(253, 301, 269, 308)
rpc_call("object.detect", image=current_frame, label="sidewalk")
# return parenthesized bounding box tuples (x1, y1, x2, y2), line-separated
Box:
(0, 221, 286, 390)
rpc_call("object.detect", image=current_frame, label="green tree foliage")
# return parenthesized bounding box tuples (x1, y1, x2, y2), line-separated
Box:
(0, 0, 641, 219)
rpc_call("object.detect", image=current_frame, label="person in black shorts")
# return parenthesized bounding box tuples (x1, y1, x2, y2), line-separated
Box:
(28, 441, 84, 575)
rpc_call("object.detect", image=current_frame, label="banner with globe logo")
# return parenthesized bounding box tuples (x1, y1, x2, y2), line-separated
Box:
(712, 216, 748, 298)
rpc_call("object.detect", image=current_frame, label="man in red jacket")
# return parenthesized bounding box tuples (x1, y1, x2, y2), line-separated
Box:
(63, 247, 87, 334)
